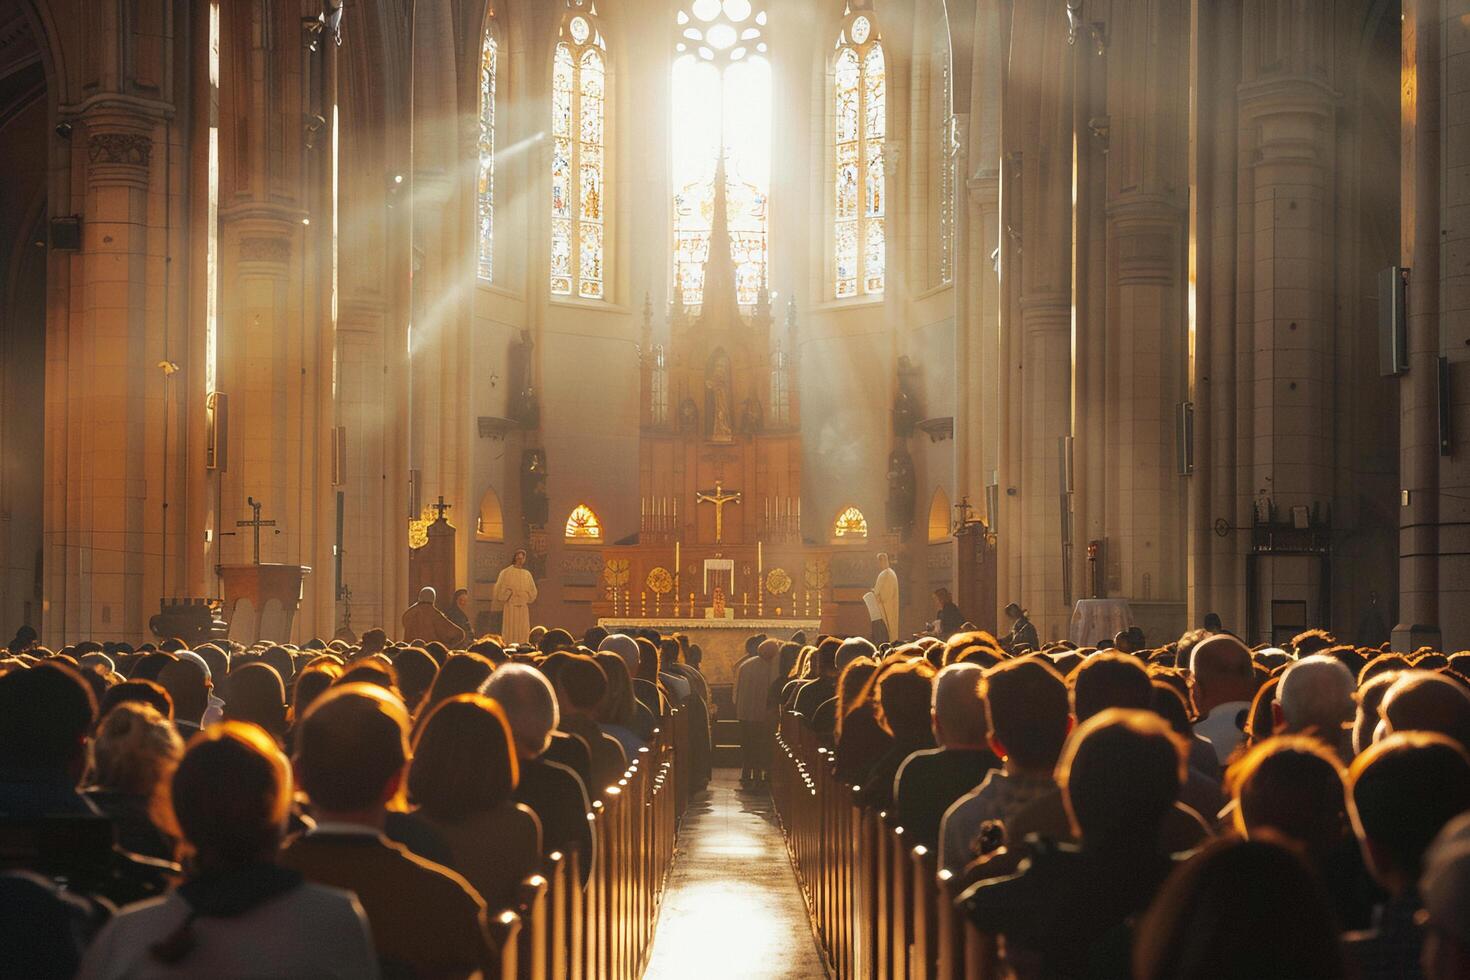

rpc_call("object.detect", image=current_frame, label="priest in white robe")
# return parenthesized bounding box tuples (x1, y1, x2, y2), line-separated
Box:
(494, 549, 538, 645)
(873, 552, 899, 643)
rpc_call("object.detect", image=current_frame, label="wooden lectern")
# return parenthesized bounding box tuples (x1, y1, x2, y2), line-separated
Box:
(955, 521, 997, 635)
(409, 498, 457, 613)
(217, 563, 311, 645)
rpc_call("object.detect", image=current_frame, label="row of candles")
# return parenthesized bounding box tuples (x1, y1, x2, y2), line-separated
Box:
(640, 496, 678, 535)
(605, 588, 824, 619)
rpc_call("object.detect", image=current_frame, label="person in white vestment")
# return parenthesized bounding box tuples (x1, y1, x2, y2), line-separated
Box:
(872, 552, 899, 644)
(493, 549, 539, 645)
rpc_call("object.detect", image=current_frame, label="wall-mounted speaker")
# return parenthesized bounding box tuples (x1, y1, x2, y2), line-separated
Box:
(205, 392, 227, 471)
(49, 216, 81, 251)
(1380, 266, 1409, 377)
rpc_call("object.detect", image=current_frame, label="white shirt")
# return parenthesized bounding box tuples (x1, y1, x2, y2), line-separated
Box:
(1195, 701, 1254, 765)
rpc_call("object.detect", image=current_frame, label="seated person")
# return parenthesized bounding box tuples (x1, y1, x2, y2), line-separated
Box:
(960, 710, 1188, 978)
(892, 663, 1000, 850)
(483, 664, 595, 878)
(405, 694, 542, 911)
(854, 660, 937, 812)
(282, 683, 494, 978)
(78, 722, 375, 979)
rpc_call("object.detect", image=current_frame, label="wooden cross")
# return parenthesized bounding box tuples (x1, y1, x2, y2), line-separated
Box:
(431, 495, 452, 522)
(236, 496, 279, 565)
(696, 481, 742, 544)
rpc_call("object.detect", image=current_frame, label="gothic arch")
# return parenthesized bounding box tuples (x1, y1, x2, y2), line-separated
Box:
(477, 486, 506, 541)
(928, 486, 951, 542)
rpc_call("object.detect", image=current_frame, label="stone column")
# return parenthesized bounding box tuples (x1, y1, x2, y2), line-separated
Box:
(46, 110, 164, 644)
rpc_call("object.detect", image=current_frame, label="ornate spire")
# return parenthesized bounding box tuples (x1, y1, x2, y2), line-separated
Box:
(699, 153, 739, 319)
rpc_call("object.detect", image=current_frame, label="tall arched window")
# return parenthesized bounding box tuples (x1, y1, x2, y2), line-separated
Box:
(551, 2, 607, 300)
(671, 1, 772, 310)
(834, 4, 885, 299)
(476, 22, 498, 282)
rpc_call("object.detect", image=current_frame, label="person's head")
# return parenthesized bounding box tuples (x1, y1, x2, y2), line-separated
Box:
(98, 679, 174, 722)
(1188, 634, 1257, 712)
(1070, 652, 1152, 722)
(1059, 709, 1184, 846)
(1292, 628, 1337, 658)
(930, 663, 987, 749)
(1003, 602, 1023, 620)
(658, 638, 681, 670)
(156, 658, 210, 726)
(634, 637, 660, 684)
(129, 651, 179, 682)
(290, 661, 342, 723)
(454, 588, 469, 611)
(222, 662, 288, 738)
(814, 638, 840, 679)
(391, 647, 439, 713)
(1349, 731, 1470, 895)
(556, 653, 609, 719)
(0, 662, 97, 778)
(1202, 612, 1223, 632)
(598, 634, 641, 678)
(259, 646, 295, 686)
(539, 628, 575, 655)
(834, 658, 878, 741)
(877, 552, 890, 570)
(359, 628, 388, 656)
(337, 658, 401, 699)
(171, 721, 291, 872)
(408, 694, 519, 822)
(933, 588, 952, 610)
(1111, 630, 1136, 655)
(294, 683, 411, 819)
(1228, 736, 1347, 860)
(417, 586, 436, 605)
(1353, 670, 1400, 756)
(513, 548, 528, 568)
(877, 659, 938, 742)
(1381, 671, 1470, 752)
(91, 702, 184, 804)
(593, 651, 636, 727)
(1133, 838, 1344, 980)
(982, 657, 1070, 774)
(420, 652, 495, 718)
(1273, 654, 1354, 744)
(482, 663, 559, 760)
(1421, 812, 1470, 980)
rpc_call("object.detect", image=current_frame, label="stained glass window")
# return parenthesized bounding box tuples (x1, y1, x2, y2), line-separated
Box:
(565, 503, 603, 540)
(476, 26, 497, 282)
(551, 3, 607, 300)
(672, 1, 771, 310)
(834, 10, 885, 298)
(834, 505, 869, 539)
(938, 47, 956, 285)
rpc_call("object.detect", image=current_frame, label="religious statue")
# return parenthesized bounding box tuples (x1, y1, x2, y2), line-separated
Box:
(739, 394, 763, 436)
(493, 548, 539, 645)
(886, 447, 916, 536)
(893, 355, 922, 437)
(705, 350, 734, 443)
(521, 448, 549, 526)
(508, 329, 539, 428)
(678, 397, 699, 434)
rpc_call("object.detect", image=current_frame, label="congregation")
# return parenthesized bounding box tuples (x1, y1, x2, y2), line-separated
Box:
(8, 615, 1470, 978)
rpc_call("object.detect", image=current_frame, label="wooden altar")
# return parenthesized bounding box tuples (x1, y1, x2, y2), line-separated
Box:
(589, 169, 884, 638)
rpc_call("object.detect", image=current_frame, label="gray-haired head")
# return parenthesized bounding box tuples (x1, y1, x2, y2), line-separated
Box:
(483, 663, 559, 760)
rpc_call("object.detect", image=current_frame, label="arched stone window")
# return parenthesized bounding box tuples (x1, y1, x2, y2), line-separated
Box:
(476, 487, 505, 541)
(476, 14, 499, 282)
(833, 2, 885, 298)
(833, 505, 869, 539)
(928, 487, 951, 542)
(565, 503, 603, 541)
(550, 1, 608, 299)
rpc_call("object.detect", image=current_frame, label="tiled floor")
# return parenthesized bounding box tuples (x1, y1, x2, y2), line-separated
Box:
(642, 771, 830, 979)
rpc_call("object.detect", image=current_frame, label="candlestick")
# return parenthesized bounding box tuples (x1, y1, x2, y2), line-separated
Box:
(675, 540, 681, 592)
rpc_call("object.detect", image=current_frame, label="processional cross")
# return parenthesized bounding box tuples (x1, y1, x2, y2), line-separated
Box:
(236, 497, 280, 565)
(696, 481, 742, 544)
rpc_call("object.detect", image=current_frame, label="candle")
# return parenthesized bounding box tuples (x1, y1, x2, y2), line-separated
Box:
(675, 541, 681, 592)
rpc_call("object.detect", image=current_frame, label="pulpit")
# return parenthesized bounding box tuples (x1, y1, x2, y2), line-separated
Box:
(409, 499, 457, 612)
(217, 564, 312, 645)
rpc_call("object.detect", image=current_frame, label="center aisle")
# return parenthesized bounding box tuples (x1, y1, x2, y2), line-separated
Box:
(642, 770, 830, 979)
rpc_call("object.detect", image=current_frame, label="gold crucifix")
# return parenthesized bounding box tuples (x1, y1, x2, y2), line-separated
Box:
(696, 481, 742, 544)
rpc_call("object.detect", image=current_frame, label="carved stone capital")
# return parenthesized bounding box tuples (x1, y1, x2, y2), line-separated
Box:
(239, 237, 292, 264)
(87, 132, 154, 167)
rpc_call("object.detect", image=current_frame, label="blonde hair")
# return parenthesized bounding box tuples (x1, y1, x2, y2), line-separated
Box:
(92, 702, 185, 797)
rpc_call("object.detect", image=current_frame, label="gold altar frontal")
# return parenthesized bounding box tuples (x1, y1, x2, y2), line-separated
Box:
(597, 618, 821, 686)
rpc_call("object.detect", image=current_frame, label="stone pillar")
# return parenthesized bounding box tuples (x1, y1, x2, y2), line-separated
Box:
(45, 109, 165, 645)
